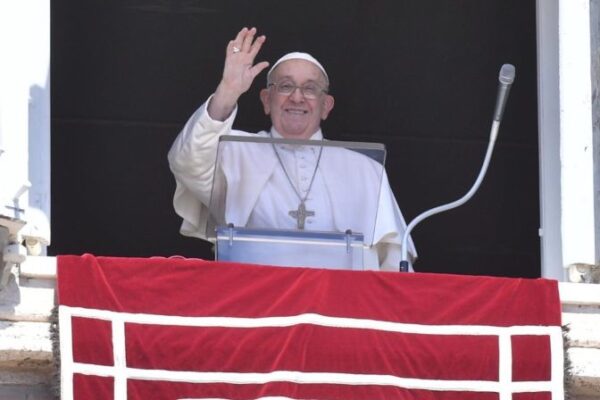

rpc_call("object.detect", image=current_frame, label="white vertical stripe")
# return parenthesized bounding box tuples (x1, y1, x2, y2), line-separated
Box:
(550, 328, 565, 400)
(58, 305, 74, 400)
(498, 333, 512, 400)
(113, 316, 127, 400)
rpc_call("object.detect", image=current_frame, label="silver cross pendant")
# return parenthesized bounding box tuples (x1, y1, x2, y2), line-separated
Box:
(289, 201, 315, 230)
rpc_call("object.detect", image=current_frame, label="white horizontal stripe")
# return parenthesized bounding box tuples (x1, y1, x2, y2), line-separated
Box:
(60, 306, 561, 337)
(179, 398, 308, 400)
(71, 363, 555, 394)
(179, 398, 309, 400)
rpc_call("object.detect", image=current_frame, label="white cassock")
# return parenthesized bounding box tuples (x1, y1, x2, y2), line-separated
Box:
(168, 96, 417, 271)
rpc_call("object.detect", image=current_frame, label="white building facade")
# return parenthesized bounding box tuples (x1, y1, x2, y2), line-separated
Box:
(538, 0, 600, 281)
(0, 1, 51, 288)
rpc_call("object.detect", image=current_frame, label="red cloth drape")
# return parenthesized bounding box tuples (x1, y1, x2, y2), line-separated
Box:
(58, 255, 562, 400)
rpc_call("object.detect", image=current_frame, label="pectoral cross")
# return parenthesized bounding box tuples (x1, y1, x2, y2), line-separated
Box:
(289, 201, 315, 230)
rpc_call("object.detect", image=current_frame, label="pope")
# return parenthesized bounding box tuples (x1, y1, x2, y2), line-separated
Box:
(168, 27, 417, 270)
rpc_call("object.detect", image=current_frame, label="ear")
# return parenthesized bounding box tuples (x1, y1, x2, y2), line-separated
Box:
(259, 89, 271, 115)
(320, 94, 335, 120)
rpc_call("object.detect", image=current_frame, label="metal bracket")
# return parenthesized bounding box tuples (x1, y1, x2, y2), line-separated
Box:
(227, 223, 234, 247)
(345, 229, 352, 254)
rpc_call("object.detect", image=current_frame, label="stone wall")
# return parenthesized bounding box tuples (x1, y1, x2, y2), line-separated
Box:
(0, 257, 55, 399)
(561, 282, 600, 398)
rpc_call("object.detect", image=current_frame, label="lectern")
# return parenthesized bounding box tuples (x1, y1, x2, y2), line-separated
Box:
(206, 136, 387, 270)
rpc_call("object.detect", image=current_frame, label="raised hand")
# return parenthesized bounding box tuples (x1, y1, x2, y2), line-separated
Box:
(222, 27, 269, 96)
(208, 27, 269, 121)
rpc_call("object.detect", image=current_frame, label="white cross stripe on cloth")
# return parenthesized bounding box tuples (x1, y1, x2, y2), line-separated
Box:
(59, 305, 565, 400)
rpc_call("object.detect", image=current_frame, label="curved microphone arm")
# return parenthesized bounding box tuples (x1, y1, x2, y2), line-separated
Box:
(399, 120, 500, 271)
(399, 63, 515, 272)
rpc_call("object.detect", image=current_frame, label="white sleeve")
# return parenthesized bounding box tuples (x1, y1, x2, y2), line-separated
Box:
(373, 172, 417, 271)
(167, 96, 237, 240)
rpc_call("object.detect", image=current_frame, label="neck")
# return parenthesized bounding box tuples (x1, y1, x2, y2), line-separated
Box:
(271, 128, 323, 140)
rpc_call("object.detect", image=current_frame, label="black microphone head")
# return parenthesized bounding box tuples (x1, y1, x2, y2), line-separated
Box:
(499, 64, 516, 85)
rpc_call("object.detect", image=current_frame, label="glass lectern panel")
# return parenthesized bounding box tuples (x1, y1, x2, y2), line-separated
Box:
(207, 135, 386, 270)
(216, 226, 365, 270)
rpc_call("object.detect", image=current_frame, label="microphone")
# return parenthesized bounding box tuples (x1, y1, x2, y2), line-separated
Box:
(399, 64, 516, 272)
(493, 64, 516, 122)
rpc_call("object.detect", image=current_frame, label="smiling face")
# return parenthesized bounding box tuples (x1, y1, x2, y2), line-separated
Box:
(260, 59, 335, 139)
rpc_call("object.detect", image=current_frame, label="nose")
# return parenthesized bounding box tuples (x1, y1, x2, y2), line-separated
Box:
(289, 86, 304, 102)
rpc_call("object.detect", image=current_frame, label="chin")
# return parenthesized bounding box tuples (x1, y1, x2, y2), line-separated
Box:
(280, 131, 312, 140)
(278, 127, 307, 138)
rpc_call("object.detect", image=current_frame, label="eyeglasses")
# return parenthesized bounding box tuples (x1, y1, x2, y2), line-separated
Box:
(268, 81, 328, 99)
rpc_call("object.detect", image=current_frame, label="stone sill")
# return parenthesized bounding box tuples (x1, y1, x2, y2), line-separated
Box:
(559, 281, 600, 307)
